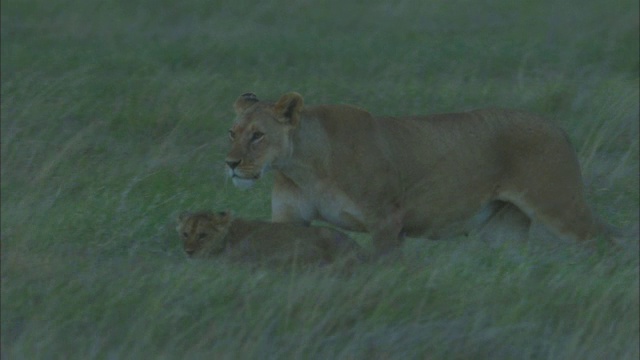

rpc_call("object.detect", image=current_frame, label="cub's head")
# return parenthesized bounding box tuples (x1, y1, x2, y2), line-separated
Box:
(225, 92, 303, 189)
(176, 211, 233, 257)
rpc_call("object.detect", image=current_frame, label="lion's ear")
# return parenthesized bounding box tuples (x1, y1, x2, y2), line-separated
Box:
(214, 210, 234, 223)
(233, 92, 259, 114)
(274, 92, 304, 127)
(177, 211, 191, 223)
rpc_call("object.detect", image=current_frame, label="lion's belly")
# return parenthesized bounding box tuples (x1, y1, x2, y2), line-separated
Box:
(403, 200, 501, 239)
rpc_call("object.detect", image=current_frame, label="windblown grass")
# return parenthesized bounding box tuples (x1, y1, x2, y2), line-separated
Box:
(2, 0, 638, 358)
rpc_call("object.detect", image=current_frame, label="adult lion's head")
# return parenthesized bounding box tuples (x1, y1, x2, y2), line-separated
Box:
(225, 92, 303, 189)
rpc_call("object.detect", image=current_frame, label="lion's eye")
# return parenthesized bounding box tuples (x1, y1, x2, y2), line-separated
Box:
(197, 233, 207, 240)
(228, 130, 236, 140)
(251, 131, 264, 142)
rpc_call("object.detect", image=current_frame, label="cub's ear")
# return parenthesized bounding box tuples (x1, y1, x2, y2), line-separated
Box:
(233, 92, 259, 114)
(177, 211, 191, 223)
(213, 210, 234, 223)
(273, 92, 303, 127)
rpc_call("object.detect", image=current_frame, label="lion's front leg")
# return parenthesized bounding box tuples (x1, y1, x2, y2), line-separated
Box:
(271, 172, 315, 225)
(271, 198, 312, 225)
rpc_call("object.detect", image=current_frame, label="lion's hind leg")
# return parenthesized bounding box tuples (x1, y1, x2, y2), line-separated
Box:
(497, 131, 611, 245)
(500, 188, 606, 245)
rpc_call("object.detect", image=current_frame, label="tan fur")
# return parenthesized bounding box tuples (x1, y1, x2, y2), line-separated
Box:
(176, 211, 364, 264)
(225, 92, 614, 254)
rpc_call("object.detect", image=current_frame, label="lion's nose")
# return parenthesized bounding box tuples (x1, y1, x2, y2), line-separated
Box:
(226, 160, 241, 169)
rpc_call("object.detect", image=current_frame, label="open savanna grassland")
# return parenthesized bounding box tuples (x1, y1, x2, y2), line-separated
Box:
(2, 0, 638, 358)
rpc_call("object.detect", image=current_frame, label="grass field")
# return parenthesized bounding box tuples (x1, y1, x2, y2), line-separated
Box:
(2, 0, 639, 358)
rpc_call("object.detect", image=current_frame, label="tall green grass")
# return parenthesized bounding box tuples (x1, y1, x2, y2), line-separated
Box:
(2, 0, 638, 358)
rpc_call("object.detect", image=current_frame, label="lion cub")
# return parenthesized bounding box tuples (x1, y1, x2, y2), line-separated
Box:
(176, 211, 365, 265)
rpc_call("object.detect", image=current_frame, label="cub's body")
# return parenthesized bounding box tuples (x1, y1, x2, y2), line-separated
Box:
(177, 211, 364, 264)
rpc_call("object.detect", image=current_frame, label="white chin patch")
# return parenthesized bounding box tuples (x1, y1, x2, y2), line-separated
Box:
(232, 177, 256, 190)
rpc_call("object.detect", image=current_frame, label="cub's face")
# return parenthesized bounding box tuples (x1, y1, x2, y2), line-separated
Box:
(225, 92, 303, 189)
(176, 211, 232, 257)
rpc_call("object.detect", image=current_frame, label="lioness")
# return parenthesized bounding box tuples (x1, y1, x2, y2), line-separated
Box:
(176, 211, 364, 264)
(225, 92, 614, 253)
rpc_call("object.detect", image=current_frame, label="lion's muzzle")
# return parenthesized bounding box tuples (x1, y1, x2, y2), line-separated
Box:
(225, 159, 241, 170)
(225, 158, 263, 190)
(231, 176, 257, 190)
